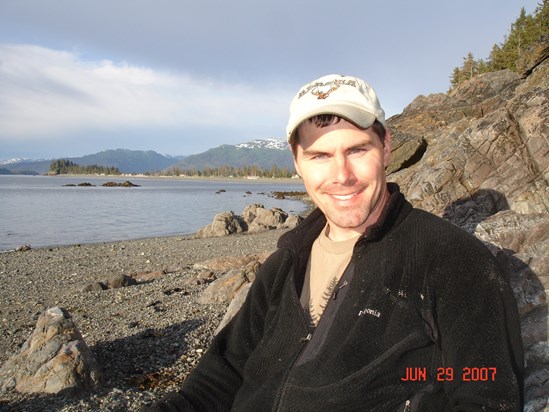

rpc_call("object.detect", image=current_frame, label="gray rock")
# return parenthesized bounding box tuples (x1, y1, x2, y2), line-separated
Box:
(195, 211, 246, 237)
(388, 59, 547, 216)
(81, 282, 108, 292)
(197, 268, 248, 305)
(198, 257, 262, 305)
(104, 274, 137, 289)
(197, 205, 303, 237)
(215, 283, 252, 334)
(0, 307, 102, 395)
(283, 214, 303, 230)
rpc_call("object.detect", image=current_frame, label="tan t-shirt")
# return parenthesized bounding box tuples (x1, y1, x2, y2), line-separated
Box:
(300, 225, 360, 326)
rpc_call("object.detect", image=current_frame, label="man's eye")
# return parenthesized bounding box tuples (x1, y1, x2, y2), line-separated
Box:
(311, 154, 327, 160)
(349, 148, 367, 155)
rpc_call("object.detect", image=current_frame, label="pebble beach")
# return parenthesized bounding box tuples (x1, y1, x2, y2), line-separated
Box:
(0, 229, 286, 411)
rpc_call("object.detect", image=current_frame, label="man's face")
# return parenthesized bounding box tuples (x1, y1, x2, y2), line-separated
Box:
(293, 118, 391, 241)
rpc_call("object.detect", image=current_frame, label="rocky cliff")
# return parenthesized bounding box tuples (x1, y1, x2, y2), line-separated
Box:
(387, 40, 548, 410)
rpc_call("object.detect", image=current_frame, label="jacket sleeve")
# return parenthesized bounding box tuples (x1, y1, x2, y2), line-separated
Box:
(429, 234, 524, 411)
(142, 249, 289, 411)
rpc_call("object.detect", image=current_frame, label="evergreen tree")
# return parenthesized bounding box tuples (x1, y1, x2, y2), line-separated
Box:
(449, 2, 548, 89)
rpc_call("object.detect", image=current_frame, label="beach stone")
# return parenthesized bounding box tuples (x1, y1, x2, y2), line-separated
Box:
(82, 274, 137, 292)
(0, 307, 102, 395)
(104, 274, 137, 289)
(81, 282, 108, 292)
(131, 270, 167, 282)
(196, 270, 216, 284)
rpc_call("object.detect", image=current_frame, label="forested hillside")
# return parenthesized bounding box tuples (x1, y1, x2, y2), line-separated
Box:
(450, 1, 548, 89)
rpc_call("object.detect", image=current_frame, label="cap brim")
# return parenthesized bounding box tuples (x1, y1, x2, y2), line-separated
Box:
(286, 103, 377, 144)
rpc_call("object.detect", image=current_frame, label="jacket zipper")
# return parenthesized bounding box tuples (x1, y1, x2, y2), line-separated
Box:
(271, 250, 315, 412)
(403, 399, 411, 412)
(273, 256, 353, 411)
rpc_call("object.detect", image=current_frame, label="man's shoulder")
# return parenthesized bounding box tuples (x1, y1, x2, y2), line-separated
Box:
(403, 208, 490, 252)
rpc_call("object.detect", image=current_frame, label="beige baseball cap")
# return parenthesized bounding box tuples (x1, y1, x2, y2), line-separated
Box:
(286, 74, 386, 144)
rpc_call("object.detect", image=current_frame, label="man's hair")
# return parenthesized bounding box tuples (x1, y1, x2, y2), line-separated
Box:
(290, 115, 387, 156)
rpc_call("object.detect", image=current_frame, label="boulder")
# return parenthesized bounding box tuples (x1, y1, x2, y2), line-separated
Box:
(215, 283, 253, 334)
(195, 211, 246, 238)
(0, 307, 102, 395)
(198, 260, 260, 305)
(247, 207, 288, 232)
(197, 268, 249, 305)
(193, 252, 272, 272)
(197, 205, 304, 237)
(284, 214, 304, 230)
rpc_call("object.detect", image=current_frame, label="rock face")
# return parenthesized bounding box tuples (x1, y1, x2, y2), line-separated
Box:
(387, 64, 547, 216)
(385, 43, 548, 410)
(0, 307, 102, 395)
(196, 204, 303, 237)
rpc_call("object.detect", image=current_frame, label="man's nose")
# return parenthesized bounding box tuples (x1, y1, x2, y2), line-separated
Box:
(332, 155, 355, 185)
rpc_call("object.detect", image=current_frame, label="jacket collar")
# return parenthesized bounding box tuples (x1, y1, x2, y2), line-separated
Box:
(278, 183, 411, 253)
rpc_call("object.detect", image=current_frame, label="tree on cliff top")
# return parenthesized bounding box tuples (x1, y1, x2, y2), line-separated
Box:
(450, 1, 548, 89)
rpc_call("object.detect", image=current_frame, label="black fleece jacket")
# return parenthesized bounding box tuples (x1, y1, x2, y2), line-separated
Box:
(144, 185, 524, 411)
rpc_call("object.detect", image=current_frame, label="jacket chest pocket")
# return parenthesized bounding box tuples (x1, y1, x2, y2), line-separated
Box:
(351, 286, 431, 354)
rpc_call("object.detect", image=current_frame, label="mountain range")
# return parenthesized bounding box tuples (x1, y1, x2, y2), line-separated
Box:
(0, 138, 293, 175)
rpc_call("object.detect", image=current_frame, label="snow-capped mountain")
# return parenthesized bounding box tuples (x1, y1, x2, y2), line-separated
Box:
(172, 138, 293, 171)
(1, 158, 34, 165)
(235, 138, 288, 151)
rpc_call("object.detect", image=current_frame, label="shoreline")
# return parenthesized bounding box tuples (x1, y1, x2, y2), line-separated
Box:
(0, 229, 289, 410)
(16, 174, 304, 185)
(1, 176, 311, 252)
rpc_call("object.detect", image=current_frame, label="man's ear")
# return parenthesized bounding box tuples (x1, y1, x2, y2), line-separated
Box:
(293, 155, 302, 178)
(383, 128, 392, 168)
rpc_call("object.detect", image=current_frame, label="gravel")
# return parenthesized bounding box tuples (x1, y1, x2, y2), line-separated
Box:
(0, 229, 286, 411)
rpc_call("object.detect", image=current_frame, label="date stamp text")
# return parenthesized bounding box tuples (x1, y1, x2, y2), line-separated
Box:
(401, 367, 497, 382)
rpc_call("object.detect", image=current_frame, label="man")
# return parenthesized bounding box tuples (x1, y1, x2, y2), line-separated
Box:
(145, 74, 524, 411)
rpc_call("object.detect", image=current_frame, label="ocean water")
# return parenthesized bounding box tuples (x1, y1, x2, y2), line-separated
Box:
(0, 175, 307, 251)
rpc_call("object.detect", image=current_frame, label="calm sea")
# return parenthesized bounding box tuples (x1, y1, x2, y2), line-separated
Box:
(0, 175, 307, 251)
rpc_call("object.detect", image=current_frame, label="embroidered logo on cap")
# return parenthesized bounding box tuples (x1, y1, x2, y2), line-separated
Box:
(298, 78, 358, 100)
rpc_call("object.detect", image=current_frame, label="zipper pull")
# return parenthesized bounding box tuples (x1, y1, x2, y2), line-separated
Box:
(332, 280, 349, 300)
(300, 333, 312, 342)
(403, 400, 411, 412)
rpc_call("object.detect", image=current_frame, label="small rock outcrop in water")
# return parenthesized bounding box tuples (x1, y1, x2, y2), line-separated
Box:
(102, 181, 140, 187)
(0, 307, 102, 395)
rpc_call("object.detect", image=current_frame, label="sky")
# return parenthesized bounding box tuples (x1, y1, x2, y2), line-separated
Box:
(0, 0, 542, 160)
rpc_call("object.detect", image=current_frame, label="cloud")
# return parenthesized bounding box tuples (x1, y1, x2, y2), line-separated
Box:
(0, 44, 290, 141)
